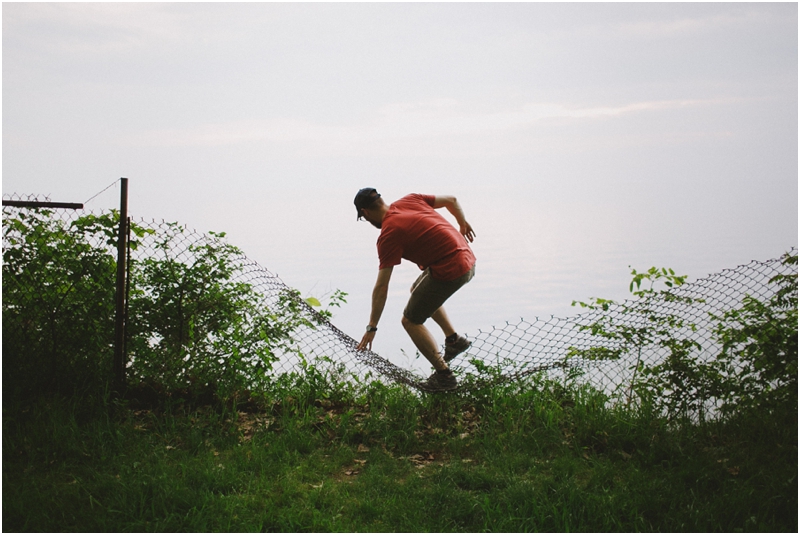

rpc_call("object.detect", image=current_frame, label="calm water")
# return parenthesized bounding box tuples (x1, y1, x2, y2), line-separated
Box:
(236, 191, 795, 375)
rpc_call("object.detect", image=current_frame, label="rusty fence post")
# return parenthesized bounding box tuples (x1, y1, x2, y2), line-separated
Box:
(113, 177, 129, 392)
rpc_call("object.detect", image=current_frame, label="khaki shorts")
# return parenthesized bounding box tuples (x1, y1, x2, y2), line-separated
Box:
(403, 263, 476, 325)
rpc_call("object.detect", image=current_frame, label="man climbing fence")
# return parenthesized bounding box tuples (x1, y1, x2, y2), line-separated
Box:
(354, 188, 477, 391)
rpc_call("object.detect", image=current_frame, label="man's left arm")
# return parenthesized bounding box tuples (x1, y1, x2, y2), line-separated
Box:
(432, 195, 476, 243)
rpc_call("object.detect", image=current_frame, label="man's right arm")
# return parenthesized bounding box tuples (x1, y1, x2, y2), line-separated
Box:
(368, 266, 393, 327)
(357, 266, 393, 351)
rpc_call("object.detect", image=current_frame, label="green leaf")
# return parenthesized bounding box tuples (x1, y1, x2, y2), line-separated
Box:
(305, 297, 322, 307)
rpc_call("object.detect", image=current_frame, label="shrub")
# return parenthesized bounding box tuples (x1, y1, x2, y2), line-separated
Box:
(710, 251, 797, 416)
(3, 210, 119, 401)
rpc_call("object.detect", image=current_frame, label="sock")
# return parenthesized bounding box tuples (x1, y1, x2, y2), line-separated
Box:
(438, 368, 452, 375)
(445, 333, 458, 345)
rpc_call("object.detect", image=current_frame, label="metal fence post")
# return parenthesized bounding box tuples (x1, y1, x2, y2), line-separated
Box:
(113, 178, 129, 392)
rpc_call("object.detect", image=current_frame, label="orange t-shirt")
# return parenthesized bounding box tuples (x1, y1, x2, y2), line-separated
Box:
(377, 194, 476, 281)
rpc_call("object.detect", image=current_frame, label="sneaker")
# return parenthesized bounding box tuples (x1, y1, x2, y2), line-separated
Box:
(443, 335, 471, 363)
(423, 370, 458, 392)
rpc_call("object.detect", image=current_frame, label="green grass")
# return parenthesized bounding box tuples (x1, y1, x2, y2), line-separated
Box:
(4, 377, 797, 532)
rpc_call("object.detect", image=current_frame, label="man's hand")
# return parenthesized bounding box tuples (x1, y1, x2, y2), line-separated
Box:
(357, 330, 376, 351)
(460, 221, 476, 243)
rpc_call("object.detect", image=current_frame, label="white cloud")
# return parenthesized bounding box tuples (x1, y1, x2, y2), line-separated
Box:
(2, 3, 258, 59)
(123, 97, 735, 150)
(4, 3, 179, 52)
(614, 8, 775, 38)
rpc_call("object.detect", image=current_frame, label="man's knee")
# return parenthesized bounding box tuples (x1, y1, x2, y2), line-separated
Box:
(401, 314, 422, 330)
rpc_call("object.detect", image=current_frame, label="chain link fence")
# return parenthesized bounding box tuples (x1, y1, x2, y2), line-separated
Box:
(3, 195, 796, 401)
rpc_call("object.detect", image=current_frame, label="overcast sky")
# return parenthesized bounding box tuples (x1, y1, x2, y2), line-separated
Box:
(3, 2, 797, 361)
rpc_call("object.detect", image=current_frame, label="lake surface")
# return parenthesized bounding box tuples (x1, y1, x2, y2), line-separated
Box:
(231, 190, 796, 376)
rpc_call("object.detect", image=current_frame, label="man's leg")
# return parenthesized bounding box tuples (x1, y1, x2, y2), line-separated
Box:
(403, 265, 475, 372)
(401, 316, 448, 371)
(430, 306, 456, 338)
(407, 271, 460, 339)
(432, 305, 472, 362)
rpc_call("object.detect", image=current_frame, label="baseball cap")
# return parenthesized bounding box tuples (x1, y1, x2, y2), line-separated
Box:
(354, 188, 381, 220)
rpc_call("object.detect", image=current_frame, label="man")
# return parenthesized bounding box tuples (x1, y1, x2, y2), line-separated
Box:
(354, 188, 476, 391)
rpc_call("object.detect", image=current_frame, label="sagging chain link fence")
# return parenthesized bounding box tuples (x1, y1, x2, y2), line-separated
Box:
(3, 194, 796, 400)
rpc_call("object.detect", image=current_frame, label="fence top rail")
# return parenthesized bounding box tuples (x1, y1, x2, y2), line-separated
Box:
(2, 200, 84, 210)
